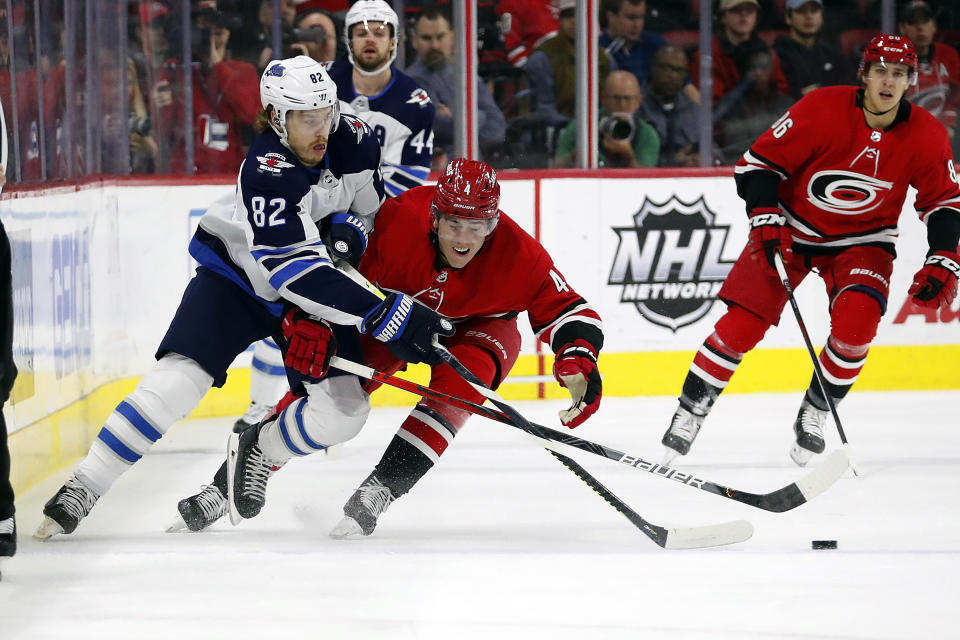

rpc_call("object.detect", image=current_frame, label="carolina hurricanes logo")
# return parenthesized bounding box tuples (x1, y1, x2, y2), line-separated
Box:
(806, 170, 894, 215)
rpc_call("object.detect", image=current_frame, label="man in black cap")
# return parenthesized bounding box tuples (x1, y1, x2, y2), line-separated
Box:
(898, 0, 960, 143)
(773, 0, 855, 100)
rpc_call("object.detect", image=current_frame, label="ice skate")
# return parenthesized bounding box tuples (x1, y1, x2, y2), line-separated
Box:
(227, 423, 282, 524)
(661, 405, 705, 465)
(789, 398, 829, 467)
(0, 516, 15, 558)
(233, 400, 273, 433)
(167, 484, 227, 533)
(329, 474, 395, 539)
(34, 475, 99, 540)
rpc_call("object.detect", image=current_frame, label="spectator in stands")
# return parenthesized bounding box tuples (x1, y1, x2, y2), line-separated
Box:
(406, 5, 507, 169)
(238, 0, 298, 73)
(692, 0, 789, 104)
(153, 1, 261, 174)
(639, 45, 701, 167)
(554, 70, 660, 168)
(289, 8, 340, 63)
(526, 0, 612, 127)
(495, 0, 559, 68)
(713, 48, 794, 163)
(773, 0, 854, 99)
(898, 0, 960, 142)
(126, 58, 159, 174)
(600, 0, 665, 88)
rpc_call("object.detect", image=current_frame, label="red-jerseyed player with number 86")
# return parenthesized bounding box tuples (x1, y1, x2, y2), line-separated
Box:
(662, 33, 960, 467)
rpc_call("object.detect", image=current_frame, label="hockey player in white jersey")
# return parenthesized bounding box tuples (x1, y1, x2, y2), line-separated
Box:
(34, 56, 452, 540)
(235, 0, 438, 434)
(330, 0, 436, 197)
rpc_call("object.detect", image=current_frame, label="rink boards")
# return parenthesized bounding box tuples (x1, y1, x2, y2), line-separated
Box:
(2, 170, 957, 492)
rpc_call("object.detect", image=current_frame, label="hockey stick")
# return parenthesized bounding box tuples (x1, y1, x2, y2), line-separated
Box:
(330, 355, 849, 513)
(773, 251, 860, 476)
(332, 262, 751, 547)
(428, 341, 752, 549)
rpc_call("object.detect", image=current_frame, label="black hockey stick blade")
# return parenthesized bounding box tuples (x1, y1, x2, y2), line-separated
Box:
(549, 449, 753, 549)
(330, 355, 849, 513)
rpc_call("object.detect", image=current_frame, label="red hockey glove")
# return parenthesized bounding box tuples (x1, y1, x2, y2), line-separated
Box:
(908, 250, 960, 310)
(748, 207, 793, 273)
(281, 308, 337, 378)
(553, 340, 602, 428)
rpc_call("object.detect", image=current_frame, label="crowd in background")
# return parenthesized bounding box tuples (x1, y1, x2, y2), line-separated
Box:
(0, 0, 958, 184)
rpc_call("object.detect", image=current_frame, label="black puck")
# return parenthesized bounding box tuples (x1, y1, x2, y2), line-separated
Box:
(811, 540, 837, 550)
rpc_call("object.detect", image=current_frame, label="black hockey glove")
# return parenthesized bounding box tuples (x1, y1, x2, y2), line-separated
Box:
(361, 293, 455, 366)
(327, 213, 368, 269)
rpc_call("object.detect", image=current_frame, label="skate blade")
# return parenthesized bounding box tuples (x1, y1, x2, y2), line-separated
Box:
(32, 517, 65, 541)
(789, 442, 816, 467)
(165, 515, 190, 533)
(226, 432, 242, 526)
(329, 516, 366, 539)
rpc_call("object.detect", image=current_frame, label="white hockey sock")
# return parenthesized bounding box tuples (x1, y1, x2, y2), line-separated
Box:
(74, 354, 213, 495)
(250, 338, 288, 407)
(259, 376, 370, 462)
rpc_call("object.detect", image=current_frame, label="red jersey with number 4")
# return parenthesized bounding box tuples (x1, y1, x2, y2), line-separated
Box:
(736, 85, 960, 251)
(359, 185, 602, 349)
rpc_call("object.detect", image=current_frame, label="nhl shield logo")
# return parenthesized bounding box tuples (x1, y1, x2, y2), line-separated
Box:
(608, 196, 735, 331)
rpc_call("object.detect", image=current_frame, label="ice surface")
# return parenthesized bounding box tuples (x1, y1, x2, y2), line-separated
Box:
(1, 391, 958, 639)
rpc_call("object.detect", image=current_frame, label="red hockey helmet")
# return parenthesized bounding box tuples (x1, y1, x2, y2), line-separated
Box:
(859, 34, 919, 85)
(431, 158, 501, 231)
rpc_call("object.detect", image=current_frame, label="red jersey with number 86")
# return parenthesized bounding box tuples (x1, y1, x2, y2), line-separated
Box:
(735, 85, 960, 252)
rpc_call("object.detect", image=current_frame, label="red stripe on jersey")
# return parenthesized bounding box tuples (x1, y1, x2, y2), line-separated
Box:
(399, 415, 450, 457)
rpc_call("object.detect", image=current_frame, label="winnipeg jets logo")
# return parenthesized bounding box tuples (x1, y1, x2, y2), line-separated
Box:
(342, 115, 368, 143)
(807, 170, 893, 215)
(256, 152, 294, 174)
(265, 64, 284, 77)
(407, 88, 432, 106)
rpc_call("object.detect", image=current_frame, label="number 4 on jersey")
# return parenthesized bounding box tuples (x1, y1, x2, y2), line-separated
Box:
(550, 269, 569, 292)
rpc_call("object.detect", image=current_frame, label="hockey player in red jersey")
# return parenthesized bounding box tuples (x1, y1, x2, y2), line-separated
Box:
(173, 158, 604, 535)
(661, 34, 960, 467)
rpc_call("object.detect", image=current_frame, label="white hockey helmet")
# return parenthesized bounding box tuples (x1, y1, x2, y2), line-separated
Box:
(344, 0, 399, 76)
(260, 55, 340, 147)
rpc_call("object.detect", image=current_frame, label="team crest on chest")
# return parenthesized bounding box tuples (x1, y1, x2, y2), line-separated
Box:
(806, 170, 893, 215)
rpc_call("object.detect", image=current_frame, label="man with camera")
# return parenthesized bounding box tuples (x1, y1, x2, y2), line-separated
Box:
(554, 70, 660, 168)
(152, 1, 260, 174)
(286, 9, 339, 64)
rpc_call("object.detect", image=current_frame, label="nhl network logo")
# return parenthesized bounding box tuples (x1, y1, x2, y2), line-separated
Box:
(608, 196, 735, 331)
